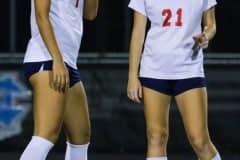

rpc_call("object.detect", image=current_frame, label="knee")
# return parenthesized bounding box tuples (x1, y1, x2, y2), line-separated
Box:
(188, 134, 210, 153)
(147, 128, 168, 148)
(34, 126, 61, 143)
(34, 134, 59, 144)
(35, 132, 60, 143)
(68, 128, 91, 145)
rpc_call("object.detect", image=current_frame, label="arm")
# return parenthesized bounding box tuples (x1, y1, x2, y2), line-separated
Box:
(84, 0, 99, 20)
(35, 0, 69, 91)
(129, 12, 147, 80)
(193, 7, 216, 49)
(203, 7, 216, 41)
(127, 12, 147, 103)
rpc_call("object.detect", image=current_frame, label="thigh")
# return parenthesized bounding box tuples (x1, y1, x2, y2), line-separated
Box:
(175, 87, 209, 139)
(143, 87, 171, 133)
(63, 82, 90, 143)
(30, 71, 66, 139)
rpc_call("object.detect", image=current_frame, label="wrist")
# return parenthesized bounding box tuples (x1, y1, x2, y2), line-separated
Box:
(203, 31, 210, 40)
(52, 55, 64, 63)
(128, 73, 139, 80)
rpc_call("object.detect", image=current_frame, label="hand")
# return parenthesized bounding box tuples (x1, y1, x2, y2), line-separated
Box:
(193, 32, 209, 49)
(127, 77, 143, 103)
(52, 60, 69, 92)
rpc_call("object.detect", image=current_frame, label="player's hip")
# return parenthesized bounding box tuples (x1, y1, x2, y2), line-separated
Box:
(23, 60, 81, 88)
(24, 38, 79, 69)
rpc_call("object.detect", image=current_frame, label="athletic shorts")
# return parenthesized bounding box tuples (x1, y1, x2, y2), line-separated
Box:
(23, 60, 81, 87)
(139, 77, 207, 96)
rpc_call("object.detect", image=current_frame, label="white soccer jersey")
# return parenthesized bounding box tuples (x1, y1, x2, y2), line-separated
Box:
(129, 0, 217, 79)
(24, 0, 84, 69)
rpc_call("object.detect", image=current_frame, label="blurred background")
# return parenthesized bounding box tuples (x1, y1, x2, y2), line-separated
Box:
(0, 0, 240, 159)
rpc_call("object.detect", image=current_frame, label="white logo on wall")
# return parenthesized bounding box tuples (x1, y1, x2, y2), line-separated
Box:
(0, 73, 31, 140)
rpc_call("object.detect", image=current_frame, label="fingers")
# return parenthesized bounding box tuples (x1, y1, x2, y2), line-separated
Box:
(127, 85, 143, 103)
(53, 73, 62, 92)
(193, 32, 209, 49)
(64, 73, 70, 91)
(52, 72, 59, 90)
(199, 32, 209, 49)
(128, 89, 141, 103)
(59, 73, 65, 92)
(193, 34, 202, 42)
(138, 86, 143, 99)
(199, 41, 209, 49)
(52, 70, 69, 93)
(134, 88, 142, 103)
(193, 36, 200, 42)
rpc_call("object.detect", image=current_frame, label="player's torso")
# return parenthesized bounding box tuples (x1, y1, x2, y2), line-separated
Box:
(31, 0, 84, 35)
(143, 0, 206, 55)
(25, 0, 84, 68)
(145, 0, 205, 26)
(140, 0, 206, 79)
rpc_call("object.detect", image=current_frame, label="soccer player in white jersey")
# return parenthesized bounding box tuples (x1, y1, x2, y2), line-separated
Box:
(127, 0, 221, 160)
(20, 0, 98, 160)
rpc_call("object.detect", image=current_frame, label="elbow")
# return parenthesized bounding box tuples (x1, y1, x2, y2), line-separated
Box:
(84, 7, 98, 21)
(84, 12, 98, 21)
(84, 15, 97, 21)
(35, 11, 49, 23)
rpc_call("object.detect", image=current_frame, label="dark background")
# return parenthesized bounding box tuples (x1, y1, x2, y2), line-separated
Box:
(1, 0, 240, 53)
(0, 0, 240, 159)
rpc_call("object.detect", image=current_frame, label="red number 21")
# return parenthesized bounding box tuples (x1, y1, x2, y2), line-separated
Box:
(162, 9, 172, 27)
(162, 8, 183, 27)
(75, 0, 79, 8)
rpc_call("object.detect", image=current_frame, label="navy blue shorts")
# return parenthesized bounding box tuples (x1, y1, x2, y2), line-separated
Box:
(23, 60, 81, 87)
(139, 77, 207, 96)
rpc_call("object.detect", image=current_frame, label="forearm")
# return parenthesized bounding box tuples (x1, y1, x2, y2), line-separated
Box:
(84, 0, 99, 20)
(203, 7, 216, 41)
(36, 15, 63, 62)
(128, 31, 144, 79)
(203, 24, 216, 41)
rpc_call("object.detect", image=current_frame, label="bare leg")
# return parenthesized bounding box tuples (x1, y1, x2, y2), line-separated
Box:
(63, 82, 91, 144)
(30, 71, 66, 143)
(143, 87, 171, 158)
(175, 88, 218, 160)
(63, 82, 90, 160)
(20, 71, 66, 160)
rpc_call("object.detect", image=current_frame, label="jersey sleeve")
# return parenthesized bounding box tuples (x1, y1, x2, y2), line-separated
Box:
(128, 0, 147, 16)
(203, 0, 217, 11)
